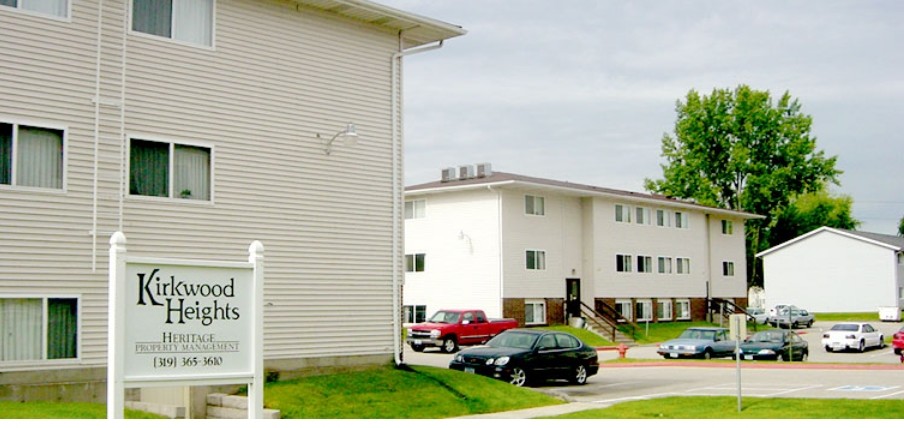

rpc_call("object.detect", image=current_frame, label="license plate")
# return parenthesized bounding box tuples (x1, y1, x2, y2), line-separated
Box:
(669, 353, 678, 358)
(414, 340, 421, 345)
(744, 355, 753, 360)
(464, 367, 475, 374)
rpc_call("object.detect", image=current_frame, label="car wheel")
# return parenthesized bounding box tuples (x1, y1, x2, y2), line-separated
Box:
(777, 353, 785, 362)
(824, 346, 832, 353)
(879, 337, 885, 349)
(571, 365, 588, 385)
(410, 344, 425, 353)
(509, 367, 529, 387)
(806, 320, 813, 328)
(801, 350, 808, 361)
(442, 337, 458, 354)
(702, 349, 712, 360)
(857, 340, 865, 353)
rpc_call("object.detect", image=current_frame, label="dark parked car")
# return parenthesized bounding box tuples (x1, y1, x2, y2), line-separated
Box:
(656, 327, 735, 359)
(448, 329, 599, 387)
(739, 329, 809, 361)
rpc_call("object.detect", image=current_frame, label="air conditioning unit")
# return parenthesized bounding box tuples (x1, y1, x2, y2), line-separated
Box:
(476, 162, 493, 178)
(458, 165, 474, 180)
(441, 167, 457, 182)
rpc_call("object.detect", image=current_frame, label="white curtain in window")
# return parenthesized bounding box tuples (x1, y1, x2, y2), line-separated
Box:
(0, 299, 42, 361)
(174, 145, 210, 200)
(17, 126, 63, 189)
(173, 0, 212, 46)
(21, 0, 67, 17)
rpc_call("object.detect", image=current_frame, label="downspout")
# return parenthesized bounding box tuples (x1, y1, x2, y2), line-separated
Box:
(705, 213, 712, 322)
(90, 0, 103, 271)
(392, 34, 445, 367)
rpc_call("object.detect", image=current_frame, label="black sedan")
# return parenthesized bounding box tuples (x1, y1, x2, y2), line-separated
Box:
(739, 329, 809, 361)
(448, 329, 599, 387)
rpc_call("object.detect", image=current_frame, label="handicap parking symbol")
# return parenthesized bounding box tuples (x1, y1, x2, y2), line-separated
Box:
(831, 385, 897, 392)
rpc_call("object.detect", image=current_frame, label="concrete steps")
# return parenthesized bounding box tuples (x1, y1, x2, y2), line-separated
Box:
(206, 393, 281, 419)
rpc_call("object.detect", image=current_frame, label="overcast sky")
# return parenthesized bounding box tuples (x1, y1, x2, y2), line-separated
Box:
(380, 0, 903, 235)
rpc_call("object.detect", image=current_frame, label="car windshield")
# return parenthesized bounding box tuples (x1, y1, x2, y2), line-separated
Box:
(428, 311, 459, 323)
(749, 331, 784, 343)
(487, 331, 537, 349)
(678, 330, 715, 340)
(830, 324, 858, 331)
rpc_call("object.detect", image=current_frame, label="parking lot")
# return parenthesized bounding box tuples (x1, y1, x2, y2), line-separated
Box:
(403, 320, 904, 404)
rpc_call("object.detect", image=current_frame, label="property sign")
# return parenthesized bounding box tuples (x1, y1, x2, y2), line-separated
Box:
(124, 261, 253, 380)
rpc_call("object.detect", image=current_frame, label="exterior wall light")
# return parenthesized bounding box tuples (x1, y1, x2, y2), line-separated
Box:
(318, 123, 358, 155)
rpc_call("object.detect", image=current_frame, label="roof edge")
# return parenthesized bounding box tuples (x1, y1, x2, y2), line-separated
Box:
(757, 226, 902, 258)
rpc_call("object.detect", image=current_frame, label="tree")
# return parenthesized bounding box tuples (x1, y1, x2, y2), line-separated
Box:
(769, 190, 860, 246)
(898, 215, 904, 237)
(645, 85, 842, 286)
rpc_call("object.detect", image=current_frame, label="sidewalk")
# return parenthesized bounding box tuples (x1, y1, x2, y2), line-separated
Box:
(454, 401, 615, 419)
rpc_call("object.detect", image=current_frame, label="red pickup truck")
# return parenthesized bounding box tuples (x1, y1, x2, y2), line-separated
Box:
(406, 309, 518, 353)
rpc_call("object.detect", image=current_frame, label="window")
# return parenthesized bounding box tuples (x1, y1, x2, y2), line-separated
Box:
(525, 195, 545, 216)
(405, 253, 425, 272)
(637, 255, 653, 273)
(1, 122, 64, 189)
(525, 300, 546, 325)
(526, 250, 546, 270)
(0, 0, 68, 17)
(615, 300, 632, 322)
(721, 220, 733, 235)
(403, 305, 426, 323)
(676, 258, 690, 274)
(0, 297, 78, 361)
(615, 204, 631, 223)
(676, 299, 691, 320)
(635, 207, 651, 225)
(616, 254, 633, 272)
(674, 211, 688, 228)
(657, 256, 672, 274)
(132, 0, 214, 46)
(722, 261, 735, 276)
(656, 300, 673, 320)
(656, 209, 670, 227)
(129, 139, 211, 200)
(635, 300, 652, 321)
(404, 200, 425, 219)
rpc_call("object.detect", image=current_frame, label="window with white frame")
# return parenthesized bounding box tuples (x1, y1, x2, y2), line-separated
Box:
(615, 204, 631, 223)
(0, 297, 78, 361)
(674, 211, 688, 228)
(675, 299, 691, 320)
(656, 300, 673, 320)
(129, 138, 211, 200)
(403, 305, 427, 323)
(635, 207, 651, 225)
(656, 209, 670, 227)
(637, 255, 653, 273)
(615, 300, 632, 322)
(616, 254, 633, 272)
(1, 122, 64, 190)
(525, 195, 545, 216)
(405, 253, 425, 272)
(676, 257, 690, 274)
(525, 300, 546, 325)
(635, 300, 652, 321)
(658, 256, 672, 274)
(0, 0, 68, 17)
(722, 261, 735, 276)
(404, 199, 425, 219)
(132, 0, 214, 46)
(721, 219, 733, 235)
(526, 250, 546, 270)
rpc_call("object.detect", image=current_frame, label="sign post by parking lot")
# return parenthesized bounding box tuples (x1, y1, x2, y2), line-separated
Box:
(729, 314, 747, 413)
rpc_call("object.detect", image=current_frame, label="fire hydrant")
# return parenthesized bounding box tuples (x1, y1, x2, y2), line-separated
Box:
(616, 343, 628, 359)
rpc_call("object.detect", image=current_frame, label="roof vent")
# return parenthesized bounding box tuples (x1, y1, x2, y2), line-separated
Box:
(458, 165, 475, 180)
(441, 167, 457, 182)
(476, 162, 493, 178)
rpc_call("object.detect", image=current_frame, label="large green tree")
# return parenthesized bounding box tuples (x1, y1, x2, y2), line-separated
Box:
(770, 190, 859, 246)
(645, 85, 842, 286)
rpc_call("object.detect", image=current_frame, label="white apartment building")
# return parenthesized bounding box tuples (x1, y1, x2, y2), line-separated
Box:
(404, 165, 762, 327)
(0, 0, 464, 404)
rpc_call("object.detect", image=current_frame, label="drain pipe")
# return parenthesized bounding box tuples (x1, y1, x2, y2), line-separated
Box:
(392, 35, 445, 367)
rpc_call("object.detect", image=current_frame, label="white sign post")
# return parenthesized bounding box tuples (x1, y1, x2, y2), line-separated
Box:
(729, 313, 747, 414)
(107, 232, 264, 419)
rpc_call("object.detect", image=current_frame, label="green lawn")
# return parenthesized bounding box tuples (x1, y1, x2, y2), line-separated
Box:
(550, 396, 903, 419)
(813, 312, 881, 322)
(0, 402, 162, 419)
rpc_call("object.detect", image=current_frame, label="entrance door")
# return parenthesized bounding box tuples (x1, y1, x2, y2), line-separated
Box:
(565, 278, 581, 318)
